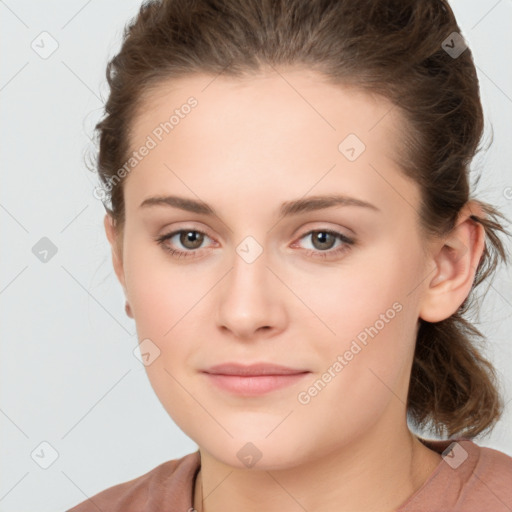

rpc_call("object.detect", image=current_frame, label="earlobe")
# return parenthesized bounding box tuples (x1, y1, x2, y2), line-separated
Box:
(418, 204, 485, 323)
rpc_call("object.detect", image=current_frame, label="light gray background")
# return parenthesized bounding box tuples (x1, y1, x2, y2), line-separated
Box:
(1, 1, 511, 511)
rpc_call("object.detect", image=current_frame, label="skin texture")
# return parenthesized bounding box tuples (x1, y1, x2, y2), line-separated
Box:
(104, 68, 485, 512)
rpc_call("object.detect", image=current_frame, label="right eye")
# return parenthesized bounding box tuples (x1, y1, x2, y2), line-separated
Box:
(155, 228, 215, 259)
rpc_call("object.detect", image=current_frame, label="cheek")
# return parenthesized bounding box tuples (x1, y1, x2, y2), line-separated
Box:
(290, 255, 404, 342)
(294, 297, 415, 446)
(123, 238, 207, 335)
(297, 245, 421, 401)
(141, 358, 211, 450)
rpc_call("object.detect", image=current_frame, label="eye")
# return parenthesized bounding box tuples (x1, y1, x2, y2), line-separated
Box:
(155, 228, 214, 259)
(155, 227, 355, 260)
(293, 229, 355, 260)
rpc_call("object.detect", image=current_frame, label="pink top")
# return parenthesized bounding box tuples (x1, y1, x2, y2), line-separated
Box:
(67, 438, 512, 511)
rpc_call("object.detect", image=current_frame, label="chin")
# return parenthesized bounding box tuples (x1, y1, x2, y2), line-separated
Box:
(196, 433, 313, 471)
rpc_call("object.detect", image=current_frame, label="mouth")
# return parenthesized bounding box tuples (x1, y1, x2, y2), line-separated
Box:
(201, 362, 311, 395)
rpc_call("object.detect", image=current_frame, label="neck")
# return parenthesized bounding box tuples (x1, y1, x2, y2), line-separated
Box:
(193, 422, 442, 512)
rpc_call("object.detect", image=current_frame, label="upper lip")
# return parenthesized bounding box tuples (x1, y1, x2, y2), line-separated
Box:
(202, 362, 309, 376)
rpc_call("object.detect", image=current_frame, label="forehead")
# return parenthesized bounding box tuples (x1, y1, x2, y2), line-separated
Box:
(132, 68, 402, 148)
(124, 69, 417, 223)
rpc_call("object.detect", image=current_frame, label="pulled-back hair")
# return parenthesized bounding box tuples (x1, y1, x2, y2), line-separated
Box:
(91, 0, 511, 438)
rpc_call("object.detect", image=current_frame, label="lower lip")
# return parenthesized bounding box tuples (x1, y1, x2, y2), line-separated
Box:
(203, 372, 310, 395)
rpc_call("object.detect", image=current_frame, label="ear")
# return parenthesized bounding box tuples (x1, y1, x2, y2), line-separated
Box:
(104, 213, 126, 291)
(418, 202, 486, 323)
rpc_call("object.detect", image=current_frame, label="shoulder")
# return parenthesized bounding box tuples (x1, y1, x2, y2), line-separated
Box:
(452, 439, 512, 511)
(444, 439, 512, 486)
(66, 450, 201, 512)
(468, 440, 512, 493)
(402, 438, 512, 512)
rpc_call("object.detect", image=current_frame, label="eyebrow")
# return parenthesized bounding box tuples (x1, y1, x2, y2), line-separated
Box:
(139, 194, 380, 217)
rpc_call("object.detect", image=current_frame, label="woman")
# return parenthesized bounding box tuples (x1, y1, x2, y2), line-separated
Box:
(69, 0, 512, 510)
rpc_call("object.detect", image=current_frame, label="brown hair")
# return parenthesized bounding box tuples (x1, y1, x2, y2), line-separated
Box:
(91, 0, 511, 438)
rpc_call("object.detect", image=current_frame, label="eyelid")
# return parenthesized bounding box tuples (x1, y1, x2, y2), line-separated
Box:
(157, 222, 216, 241)
(157, 222, 352, 242)
(292, 222, 354, 241)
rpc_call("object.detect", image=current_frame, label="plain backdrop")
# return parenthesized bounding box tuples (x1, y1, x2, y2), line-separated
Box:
(1, 1, 511, 511)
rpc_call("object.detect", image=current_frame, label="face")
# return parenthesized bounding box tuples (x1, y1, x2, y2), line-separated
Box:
(107, 68, 434, 469)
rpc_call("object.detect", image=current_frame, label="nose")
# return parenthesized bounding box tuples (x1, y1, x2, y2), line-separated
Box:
(215, 247, 286, 341)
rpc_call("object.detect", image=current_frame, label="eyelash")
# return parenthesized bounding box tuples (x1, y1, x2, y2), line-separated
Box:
(155, 228, 355, 260)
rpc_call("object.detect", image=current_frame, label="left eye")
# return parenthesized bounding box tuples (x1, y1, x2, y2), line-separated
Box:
(293, 229, 355, 259)
(155, 228, 355, 260)
(297, 229, 350, 251)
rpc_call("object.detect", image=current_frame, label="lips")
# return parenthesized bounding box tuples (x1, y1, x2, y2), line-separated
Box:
(202, 362, 309, 376)
(201, 362, 311, 395)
